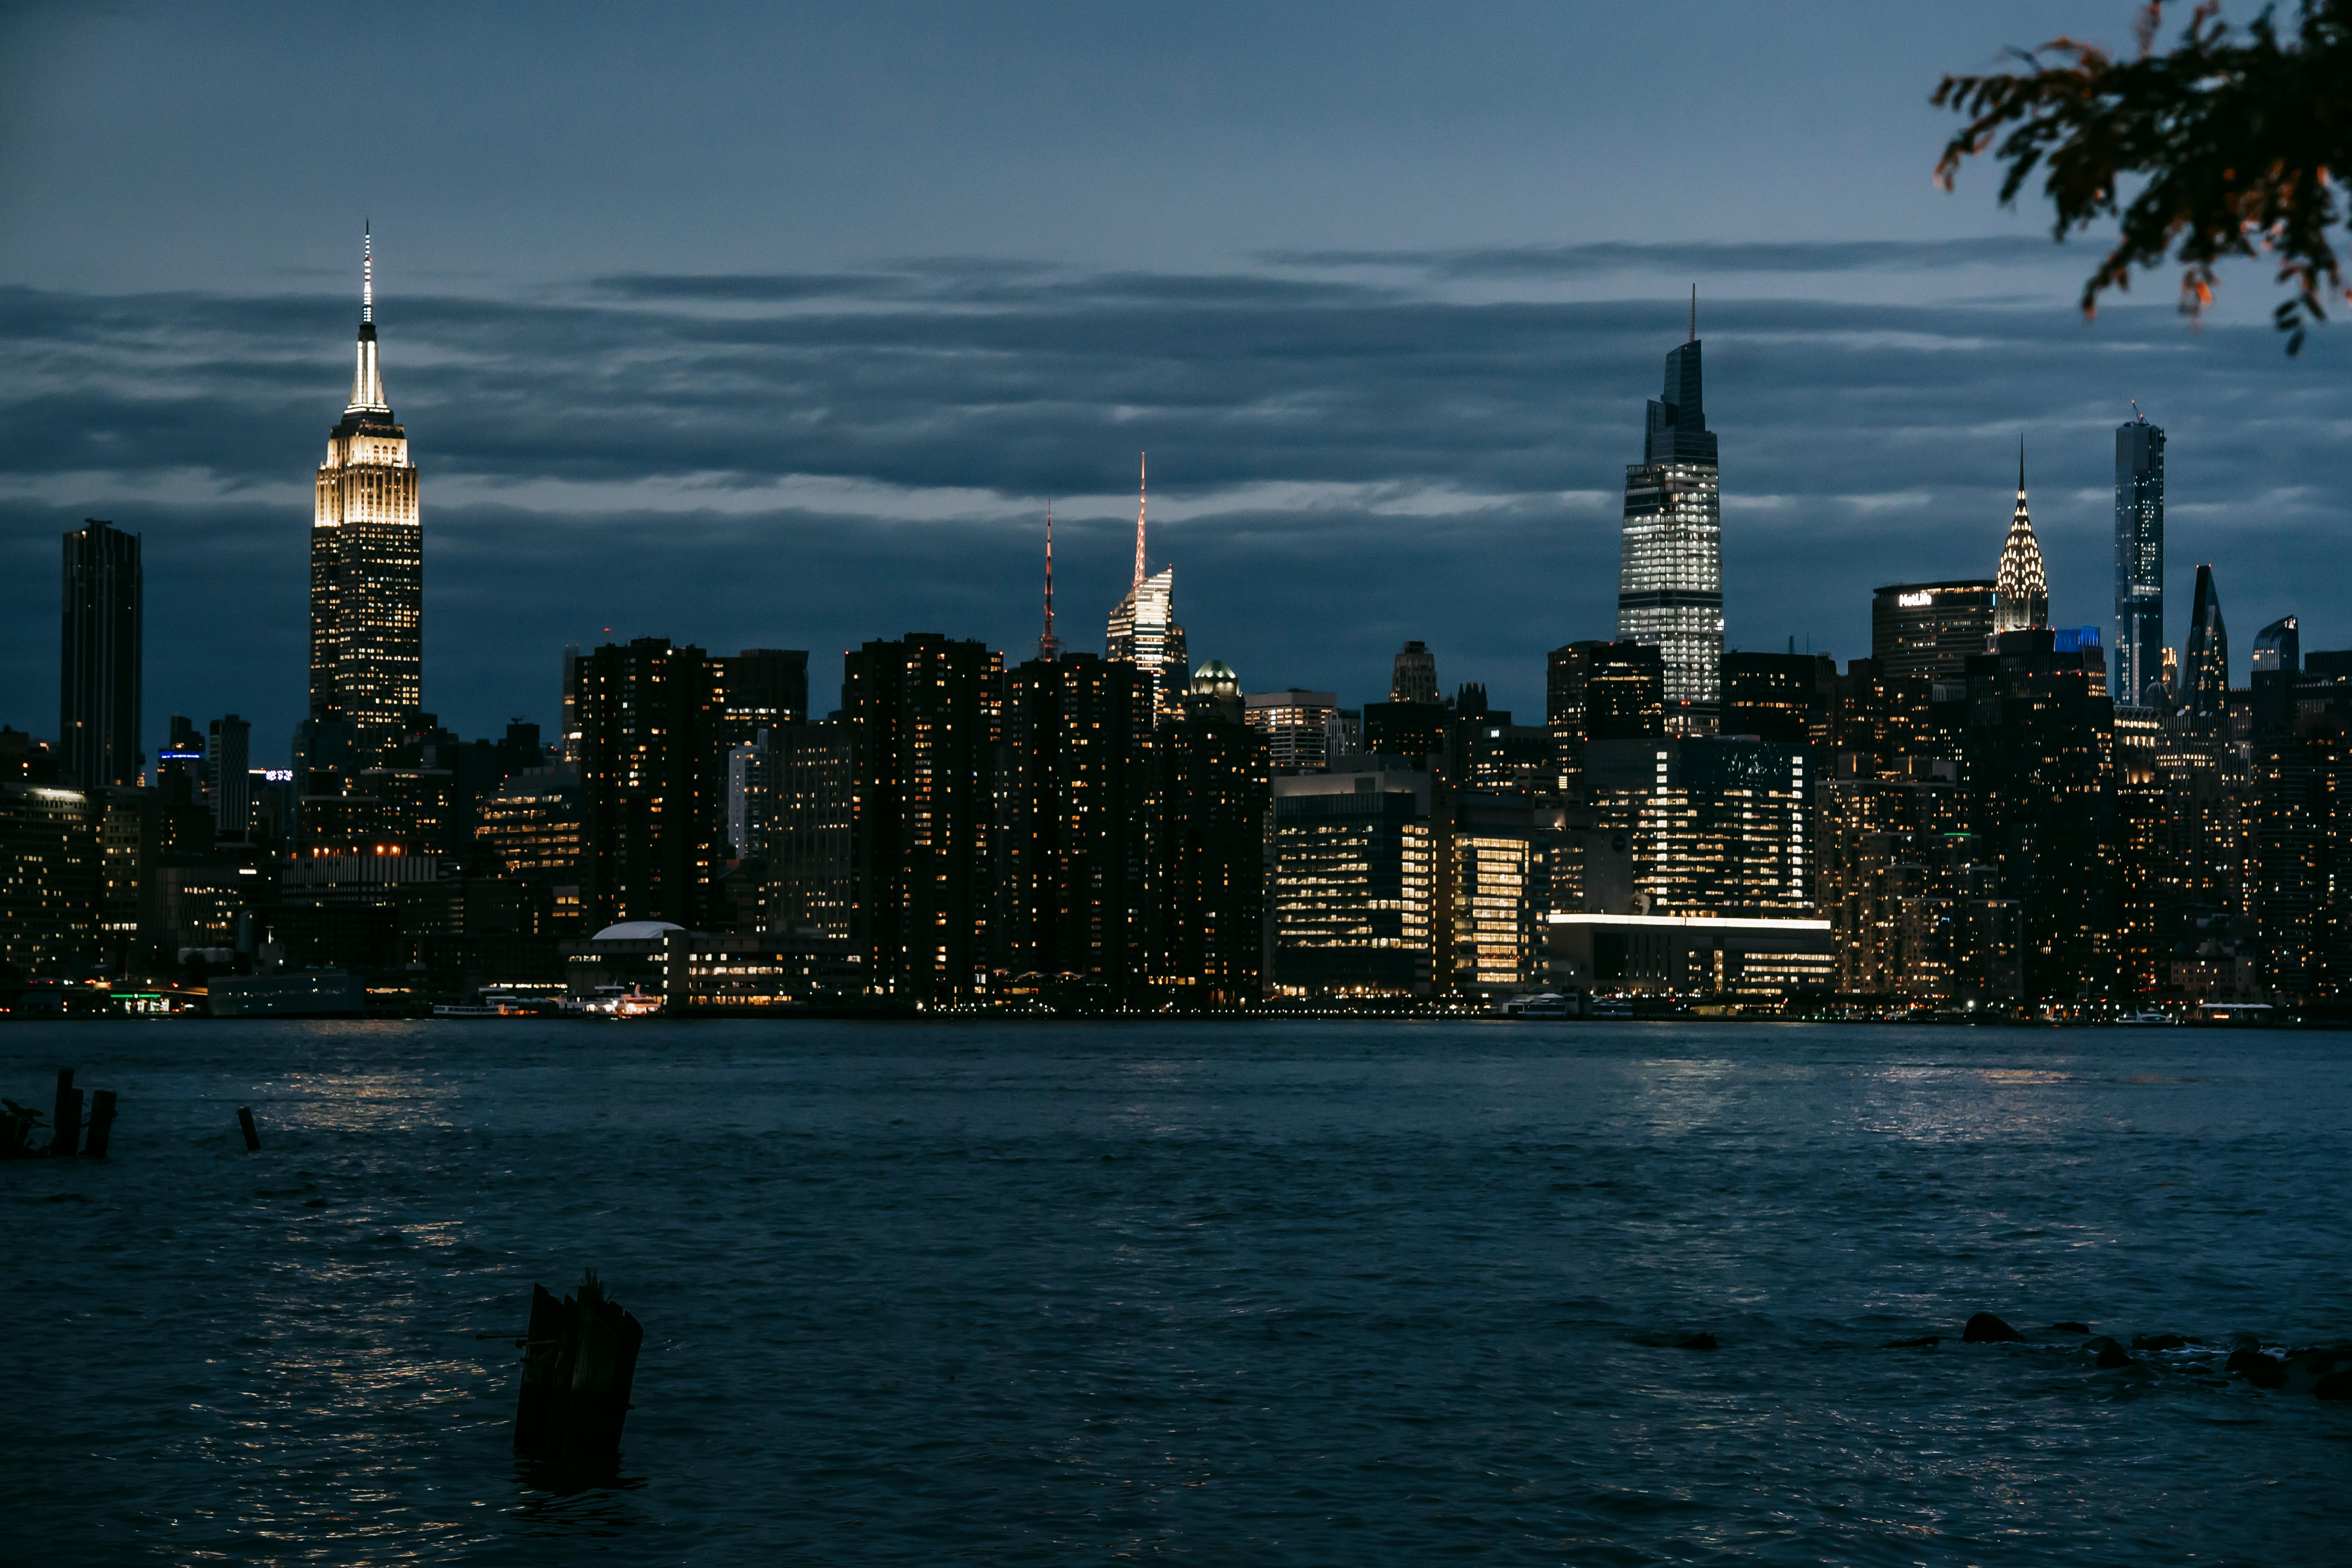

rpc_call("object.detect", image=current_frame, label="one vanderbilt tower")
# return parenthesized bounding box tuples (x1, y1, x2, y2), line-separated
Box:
(1616, 293, 1722, 734)
(311, 225, 422, 756)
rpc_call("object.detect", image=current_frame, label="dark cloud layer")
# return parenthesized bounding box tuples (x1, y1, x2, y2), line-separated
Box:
(4, 260, 2348, 759)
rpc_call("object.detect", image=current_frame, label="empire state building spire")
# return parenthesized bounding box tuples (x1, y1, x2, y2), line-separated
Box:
(349, 224, 390, 414)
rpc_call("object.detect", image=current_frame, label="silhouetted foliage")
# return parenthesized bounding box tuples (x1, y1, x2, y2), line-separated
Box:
(1934, 1, 2352, 352)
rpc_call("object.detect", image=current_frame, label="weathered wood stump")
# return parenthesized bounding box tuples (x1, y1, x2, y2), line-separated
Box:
(513, 1271, 643, 1473)
(51, 1069, 80, 1158)
(83, 1090, 118, 1159)
(238, 1106, 261, 1151)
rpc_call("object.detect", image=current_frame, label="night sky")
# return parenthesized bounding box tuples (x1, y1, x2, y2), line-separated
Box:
(5, 2, 2346, 762)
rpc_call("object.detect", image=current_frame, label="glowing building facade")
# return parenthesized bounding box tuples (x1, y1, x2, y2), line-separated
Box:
(1617, 322, 1722, 733)
(1993, 447, 2049, 635)
(1106, 456, 1187, 720)
(311, 230, 422, 757)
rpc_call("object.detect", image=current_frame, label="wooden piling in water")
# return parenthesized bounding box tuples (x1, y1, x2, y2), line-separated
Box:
(51, 1069, 80, 1158)
(513, 1271, 644, 1471)
(237, 1106, 260, 1151)
(83, 1090, 118, 1159)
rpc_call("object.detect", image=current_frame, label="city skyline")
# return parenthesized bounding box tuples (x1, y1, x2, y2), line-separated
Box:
(6, 5, 2349, 759)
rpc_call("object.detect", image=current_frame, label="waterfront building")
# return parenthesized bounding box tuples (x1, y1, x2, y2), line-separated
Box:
(1817, 772, 2021, 1002)
(474, 766, 585, 930)
(1155, 670, 1270, 1005)
(1617, 311, 1723, 733)
(2113, 706, 2166, 997)
(1105, 457, 1187, 720)
(0, 783, 102, 975)
(1545, 640, 1663, 799)
(1584, 736, 1814, 918)
(1447, 791, 1539, 993)
(768, 720, 852, 940)
(1243, 690, 1338, 774)
(59, 518, 141, 789)
(577, 638, 721, 929)
(1961, 629, 2118, 1001)
(2183, 564, 2230, 740)
(96, 785, 161, 949)
(844, 633, 1001, 1006)
(310, 229, 422, 758)
(2251, 724, 2352, 1003)
(1870, 581, 1995, 682)
(1269, 769, 1433, 996)
(2116, 411, 2166, 708)
(1993, 447, 2049, 635)
(1001, 653, 1156, 1005)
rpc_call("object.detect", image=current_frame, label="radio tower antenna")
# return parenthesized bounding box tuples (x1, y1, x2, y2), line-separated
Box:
(1038, 499, 1061, 660)
(1133, 452, 1148, 591)
(363, 220, 374, 324)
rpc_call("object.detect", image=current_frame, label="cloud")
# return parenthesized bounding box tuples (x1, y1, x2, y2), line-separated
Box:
(1260, 236, 2064, 278)
(4, 256, 2350, 754)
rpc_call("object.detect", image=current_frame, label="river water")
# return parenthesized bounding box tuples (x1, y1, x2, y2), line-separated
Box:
(1, 1020, 2346, 1564)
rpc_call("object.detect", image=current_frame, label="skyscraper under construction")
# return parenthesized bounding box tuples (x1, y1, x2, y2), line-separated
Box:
(1617, 300, 1722, 735)
(310, 228, 422, 758)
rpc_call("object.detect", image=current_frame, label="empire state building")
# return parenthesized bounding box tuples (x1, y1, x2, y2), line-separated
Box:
(310, 228, 422, 754)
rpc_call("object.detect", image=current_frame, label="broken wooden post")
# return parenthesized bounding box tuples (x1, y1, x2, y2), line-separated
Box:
(51, 1069, 80, 1158)
(237, 1106, 261, 1151)
(0, 1102, 36, 1160)
(512, 1271, 643, 1472)
(83, 1090, 118, 1160)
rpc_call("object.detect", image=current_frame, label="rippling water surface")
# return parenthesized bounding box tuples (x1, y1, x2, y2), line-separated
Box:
(3, 1020, 2348, 1564)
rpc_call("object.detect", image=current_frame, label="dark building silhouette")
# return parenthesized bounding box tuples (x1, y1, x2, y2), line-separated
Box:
(1154, 673, 1269, 1005)
(2251, 615, 2301, 737)
(2183, 564, 2229, 740)
(1362, 701, 1452, 766)
(2252, 724, 2352, 1005)
(577, 638, 720, 929)
(1722, 650, 1834, 746)
(1000, 653, 1156, 1004)
(1390, 640, 1439, 704)
(769, 721, 852, 940)
(59, 518, 141, 789)
(1546, 639, 1663, 799)
(845, 634, 1001, 1006)
(1962, 629, 2118, 1002)
(206, 715, 253, 838)
(1871, 580, 1995, 683)
(2115, 412, 2166, 709)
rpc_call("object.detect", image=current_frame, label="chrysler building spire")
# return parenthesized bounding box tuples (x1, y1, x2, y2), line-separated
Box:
(1994, 437, 2049, 634)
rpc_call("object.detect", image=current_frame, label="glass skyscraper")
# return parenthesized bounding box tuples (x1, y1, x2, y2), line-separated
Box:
(1617, 327, 1722, 734)
(2115, 413, 2166, 708)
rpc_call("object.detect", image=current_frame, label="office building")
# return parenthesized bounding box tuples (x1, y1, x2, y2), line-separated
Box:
(1871, 581, 1996, 682)
(769, 720, 852, 940)
(577, 638, 721, 929)
(1993, 448, 2049, 634)
(59, 518, 141, 789)
(844, 633, 1001, 1006)
(1447, 791, 1539, 993)
(2116, 412, 2166, 708)
(1391, 641, 1439, 704)
(725, 734, 769, 862)
(1270, 769, 1433, 996)
(1001, 653, 1156, 1003)
(1617, 312, 1723, 733)
(1585, 736, 1814, 918)
(1546, 640, 1663, 798)
(475, 766, 585, 930)
(0, 783, 102, 976)
(309, 229, 422, 757)
(2183, 564, 2230, 740)
(1105, 457, 1187, 719)
(1244, 690, 1338, 774)
(207, 715, 253, 838)
(715, 649, 809, 741)
(1722, 650, 1833, 746)
(1154, 670, 1271, 1005)
(2251, 616, 2301, 736)
(2252, 725, 2352, 1003)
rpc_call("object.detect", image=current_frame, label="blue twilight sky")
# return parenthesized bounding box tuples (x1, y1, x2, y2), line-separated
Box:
(3, 1, 2346, 762)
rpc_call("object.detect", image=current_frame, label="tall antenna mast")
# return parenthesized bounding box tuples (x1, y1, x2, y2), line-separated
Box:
(363, 221, 374, 324)
(1688, 283, 1696, 343)
(1039, 499, 1060, 661)
(1133, 452, 1148, 591)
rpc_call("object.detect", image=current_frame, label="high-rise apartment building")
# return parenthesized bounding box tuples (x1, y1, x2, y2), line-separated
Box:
(1617, 314, 1722, 733)
(577, 638, 720, 928)
(0, 783, 103, 975)
(1155, 678, 1269, 1006)
(769, 721, 852, 940)
(1001, 653, 1156, 1002)
(1546, 640, 1664, 799)
(2115, 412, 2166, 708)
(59, 518, 141, 788)
(310, 230, 422, 757)
(1871, 581, 1995, 682)
(206, 715, 253, 837)
(1722, 651, 1834, 746)
(844, 634, 1002, 1005)
(1993, 448, 2049, 635)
